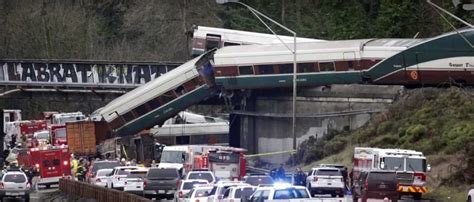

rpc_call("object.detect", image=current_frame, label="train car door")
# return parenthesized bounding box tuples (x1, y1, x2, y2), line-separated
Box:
(412, 53, 423, 85)
(205, 34, 221, 51)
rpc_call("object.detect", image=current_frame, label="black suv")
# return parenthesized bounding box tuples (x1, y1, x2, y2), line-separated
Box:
(352, 170, 398, 202)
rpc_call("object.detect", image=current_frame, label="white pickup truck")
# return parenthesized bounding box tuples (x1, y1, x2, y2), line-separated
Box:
(248, 184, 321, 202)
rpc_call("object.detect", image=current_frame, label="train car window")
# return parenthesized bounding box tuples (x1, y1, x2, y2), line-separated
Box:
(319, 62, 335, 71)
(174, 85, 186, 96)
(135, 104, 148, 116)
(297, 63, 315, 73)
(224, 42, 240, 46)
(238, 66, 254, 75)
(109, 118, 123, 129)
(348, 61, 354, 71)
(194, 77, 206, 86)
(160, 91, 176, 104)
(206, 34, 221, 51)
(147, 98, 161, 109)
(257, 65, 274, 75)
(182, 80, 198, 92)
(278, 64, 294, 74)
(123, 111, 135, 122)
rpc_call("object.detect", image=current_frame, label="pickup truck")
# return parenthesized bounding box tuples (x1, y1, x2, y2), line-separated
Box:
(143, 167, 180, 200)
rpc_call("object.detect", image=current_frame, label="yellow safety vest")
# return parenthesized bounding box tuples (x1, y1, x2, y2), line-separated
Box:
(71, 159, 78, 175)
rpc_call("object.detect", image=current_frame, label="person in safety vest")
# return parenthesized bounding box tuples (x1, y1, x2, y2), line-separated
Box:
(76, 160, 86, 182)
(71, 155, 78, 178)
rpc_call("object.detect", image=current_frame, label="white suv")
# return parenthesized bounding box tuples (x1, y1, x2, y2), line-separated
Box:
(185, 170, 216, 184)
(175, 179, 209, 202)
(249, 184, 310, 201)
(306, 167, 344, 197)
(106, 166, 139, 190)
(0, 170, 30, 201)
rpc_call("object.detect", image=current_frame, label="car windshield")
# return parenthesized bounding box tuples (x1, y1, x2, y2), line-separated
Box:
(127, 171, 147, 178)
(183, 181, 208, 190)
(147, 168, 178, 178)
(188, 173, 213, 182)
(96, 169, 113, 177)
(118, 168, 137, 175)
(274, 188, 310, 199)
(316, 169, 341, 176)
(92, 161, 121, 173)
(406, 158, 426, 172)
(245, 176, 274, 186)
(35, 131, 49, 139)
(195, 188, 212, 197)
(55, 128, 66, 138)
(4, 174, 26, 183)
(234, 187, 256, 198)
(160, 150, 185, 163)
(383, 157, 405, 171)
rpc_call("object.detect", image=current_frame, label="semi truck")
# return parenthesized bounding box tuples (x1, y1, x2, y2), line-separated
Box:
(66, 121, 108, 156)
(352, 147, 431, 200)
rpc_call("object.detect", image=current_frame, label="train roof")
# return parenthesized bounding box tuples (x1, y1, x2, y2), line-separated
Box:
(99, 54, 205, 121)
(214, 38, 424, 66)
(194, 26, 324, 44)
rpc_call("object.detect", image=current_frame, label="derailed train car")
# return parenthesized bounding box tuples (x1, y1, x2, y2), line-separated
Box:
(213, 28, 474, 89)
(99, 50, 217, 137)
(100, 28, 474, 137)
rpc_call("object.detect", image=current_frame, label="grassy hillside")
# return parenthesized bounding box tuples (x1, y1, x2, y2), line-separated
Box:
(296, 87, 474, 199)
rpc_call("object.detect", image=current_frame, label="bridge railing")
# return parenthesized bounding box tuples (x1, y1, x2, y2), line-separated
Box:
(59, 178, 150, 202)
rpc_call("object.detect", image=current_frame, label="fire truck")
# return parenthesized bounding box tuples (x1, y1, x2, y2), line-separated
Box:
(49, 125, 67, 146)
(159, 145, 246, 180)
(51, 112, 86, 125)
(352, 147, 431, 200)
(17, 145, 71, 188)
(4, 120, 47, 149)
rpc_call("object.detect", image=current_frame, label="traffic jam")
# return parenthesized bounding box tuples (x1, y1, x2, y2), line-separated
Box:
(0, 109, 434, 202)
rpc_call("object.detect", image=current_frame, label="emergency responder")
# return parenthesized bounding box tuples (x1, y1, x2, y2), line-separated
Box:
(76, 160, 86, 182)
(270, 168, 277, 180)
(294, 167, 306, 186)
(22, 166, 34, 189)
(71, 155, 78, 179)
(277, 164, 286, 181)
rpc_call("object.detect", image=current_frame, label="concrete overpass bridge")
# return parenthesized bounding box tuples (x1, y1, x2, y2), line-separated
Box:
(0, 59, 182, 95)
(0, 59, 182, 118)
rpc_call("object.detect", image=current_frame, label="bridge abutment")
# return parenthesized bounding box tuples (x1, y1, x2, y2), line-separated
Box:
(233, 84, 404, 164)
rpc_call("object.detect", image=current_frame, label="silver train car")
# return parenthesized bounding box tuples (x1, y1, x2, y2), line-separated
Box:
(99, 50, 216, 136)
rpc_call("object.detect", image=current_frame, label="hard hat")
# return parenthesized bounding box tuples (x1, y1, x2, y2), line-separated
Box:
(121, 158, 126, 162)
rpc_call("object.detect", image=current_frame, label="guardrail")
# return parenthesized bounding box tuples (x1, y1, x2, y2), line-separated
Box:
(59, 178, 150, 202)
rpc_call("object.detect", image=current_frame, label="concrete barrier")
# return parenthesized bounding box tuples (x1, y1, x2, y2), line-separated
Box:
(59, 178, 150, 202)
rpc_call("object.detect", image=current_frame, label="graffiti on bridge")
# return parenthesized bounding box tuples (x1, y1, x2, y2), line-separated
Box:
(0, 61, 181, 86)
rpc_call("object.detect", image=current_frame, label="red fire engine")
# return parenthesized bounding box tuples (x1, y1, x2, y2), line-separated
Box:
(49, 125, 67, 146)
(17, 145, 71, 188)
(194, 147, 246, 180)
(19, 120, 47, 138)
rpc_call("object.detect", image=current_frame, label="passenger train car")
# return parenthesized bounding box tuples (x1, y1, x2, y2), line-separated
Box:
(101, 28, 473, 137)
(213, 28, 474, 89)
(99, 50, 217, 136)
(191, 25, 323, 56)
